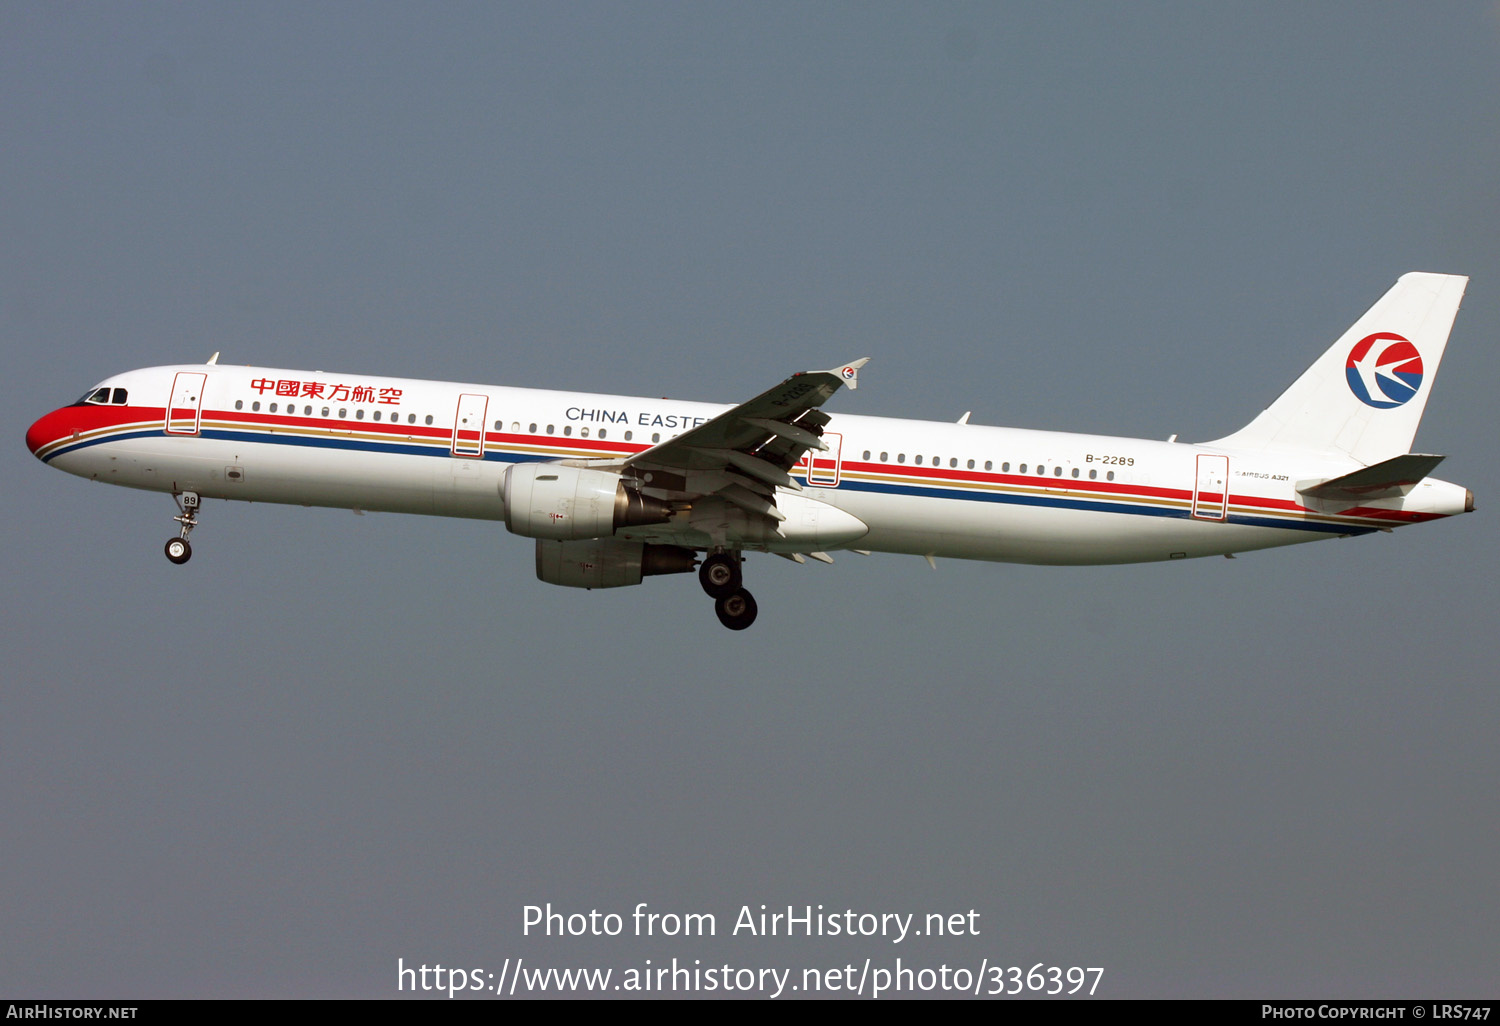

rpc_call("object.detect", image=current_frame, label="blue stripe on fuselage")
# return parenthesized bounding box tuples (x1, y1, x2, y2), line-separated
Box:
(48, 423, 1376, 537)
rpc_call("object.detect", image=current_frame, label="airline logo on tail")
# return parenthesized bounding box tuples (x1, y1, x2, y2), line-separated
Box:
(1346, 332, 1424, 409)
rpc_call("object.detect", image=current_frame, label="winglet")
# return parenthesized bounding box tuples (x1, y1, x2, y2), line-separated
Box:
(825, 357, 870, 391)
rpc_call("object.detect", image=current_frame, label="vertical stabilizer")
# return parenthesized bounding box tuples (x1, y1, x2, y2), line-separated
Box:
(1210, 272, 1467, 464)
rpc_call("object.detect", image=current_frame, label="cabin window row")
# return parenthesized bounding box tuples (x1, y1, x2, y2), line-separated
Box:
(507, 423, 664, 444)
(232, 401, 677, 446)
(860, 450, 1115, 482)
(236, 399, 436, 424)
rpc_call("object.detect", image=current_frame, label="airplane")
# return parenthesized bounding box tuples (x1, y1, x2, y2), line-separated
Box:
(26, 271, 1474, 630)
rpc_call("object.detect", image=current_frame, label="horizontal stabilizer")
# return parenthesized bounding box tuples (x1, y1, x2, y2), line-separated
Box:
(1297, 453, 1445, 507)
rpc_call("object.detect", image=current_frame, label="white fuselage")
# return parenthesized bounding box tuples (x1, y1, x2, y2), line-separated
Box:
(27, 363, 1469, 565)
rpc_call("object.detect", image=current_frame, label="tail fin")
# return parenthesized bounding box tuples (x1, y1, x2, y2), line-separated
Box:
(1210, 272, 1467, 464)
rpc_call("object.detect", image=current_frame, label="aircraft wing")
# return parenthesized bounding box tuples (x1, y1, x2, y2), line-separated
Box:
(619, 358, 868, 515)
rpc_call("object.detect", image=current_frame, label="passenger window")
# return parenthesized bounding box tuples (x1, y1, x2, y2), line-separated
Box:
(373, 411, 382, 421)
(270, 403, 279, 413)
(915, 455, 923, 465)
(624, 430, 633, 441)
(984, 461, 992, 471)
(322, 407, 330, 417)
(563, 425, 572, 436)
(966, 459, 974, 469)
(1089, 469, 1097, 479)
(546, 425, 554, 434)
(355, 409, 364, 420)
(1054, 466, 1062, 476)
(880, 452, 888, 462)
(949, 458, 957, 468)
(234, 400, 243, 410)
(493, 419, 501, 430)
(1107, 471, 1115, 481)
(1037, 465, 1046, 476)
(1019, 464, 1027, 473)
(305, 406, 312, 415)
(529, 423, 537, 433)
(652, 433, 660, 443)
(598, 429, 606, 440)
(339, 409, 347, 418)
(1071, 467, 1080, 478)
(252, 401, 261, 412)
(425, 415, 433, 425)
(580, 426, 589, 438)
(1001, 462, 1010, 472)
(863, 450, 871, 460)
(897, 453, 906, 464)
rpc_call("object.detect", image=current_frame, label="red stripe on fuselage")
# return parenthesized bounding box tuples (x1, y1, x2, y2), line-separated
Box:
(26, 404, 164, 455)
(33, 404, 1443, 525)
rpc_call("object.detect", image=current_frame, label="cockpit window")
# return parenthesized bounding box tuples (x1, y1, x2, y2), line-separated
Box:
(75, 387, 128, 406)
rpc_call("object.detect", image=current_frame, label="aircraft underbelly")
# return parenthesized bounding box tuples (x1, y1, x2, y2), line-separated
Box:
(58, 436, 510, 520)
(57, 435, 1358, 564)
(836, 491, 1324, 564)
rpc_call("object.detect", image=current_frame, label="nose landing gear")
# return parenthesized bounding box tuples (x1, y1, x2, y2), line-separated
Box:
(700, 550, 757, 630)
(165, 491, 200, 565)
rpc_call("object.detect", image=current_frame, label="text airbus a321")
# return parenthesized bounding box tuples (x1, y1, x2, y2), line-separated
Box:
(26, 272, 1474, 629)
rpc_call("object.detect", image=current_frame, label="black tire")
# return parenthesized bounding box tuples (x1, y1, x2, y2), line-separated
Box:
(699, 552, 741, 598)
(714, 588, 758, 630)
(164, 537, 192, 565)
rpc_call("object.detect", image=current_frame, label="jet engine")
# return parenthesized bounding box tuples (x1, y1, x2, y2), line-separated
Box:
(503, 464, 673, 540)
(535, 538, 696, 589)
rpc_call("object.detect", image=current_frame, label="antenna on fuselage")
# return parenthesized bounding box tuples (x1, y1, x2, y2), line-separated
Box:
(206, 352, 220, 365)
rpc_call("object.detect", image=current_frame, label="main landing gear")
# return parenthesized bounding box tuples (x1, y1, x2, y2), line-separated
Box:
(164, 491, 200, 565)
(700, 550, 757, 630)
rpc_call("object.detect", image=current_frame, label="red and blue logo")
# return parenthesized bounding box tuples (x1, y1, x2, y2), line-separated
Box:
(1345, 332, 1423, 409)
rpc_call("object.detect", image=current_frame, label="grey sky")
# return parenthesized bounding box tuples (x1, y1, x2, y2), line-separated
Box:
(3, 3, 1497, 998)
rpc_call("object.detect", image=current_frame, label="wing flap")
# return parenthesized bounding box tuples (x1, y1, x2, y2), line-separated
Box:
(623, 359, 868, 524)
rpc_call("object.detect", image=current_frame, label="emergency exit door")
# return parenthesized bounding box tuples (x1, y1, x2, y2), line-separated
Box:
(164, 372, 207, 435)
(1192, 454, 1230, 520)
(451, 393, 489, 457)
(806, 431, 843, 486)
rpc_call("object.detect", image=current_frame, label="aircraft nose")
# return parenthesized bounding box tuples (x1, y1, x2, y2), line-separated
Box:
(26, 406, 78, 460)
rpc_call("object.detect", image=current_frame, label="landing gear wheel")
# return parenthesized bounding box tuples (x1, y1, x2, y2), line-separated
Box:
(167, 491, 201, 564)
(714, 588, 758, 630)
(164, 537, 192, 564)
(699, 552, 742, 598)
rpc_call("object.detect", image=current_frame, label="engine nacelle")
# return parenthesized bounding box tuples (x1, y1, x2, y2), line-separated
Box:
(504, 464, 673, 540)
(535, 538, 696, 589)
